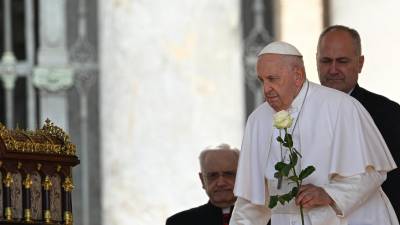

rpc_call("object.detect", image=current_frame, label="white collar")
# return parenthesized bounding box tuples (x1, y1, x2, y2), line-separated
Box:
(222, 207, 231, 214)
(348, 87, 355, 95)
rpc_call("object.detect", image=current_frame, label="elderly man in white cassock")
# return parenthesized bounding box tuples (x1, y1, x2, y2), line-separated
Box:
(230, 41, 398, 225)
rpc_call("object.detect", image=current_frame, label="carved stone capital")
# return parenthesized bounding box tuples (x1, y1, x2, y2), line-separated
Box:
(33, 66, 74, 92)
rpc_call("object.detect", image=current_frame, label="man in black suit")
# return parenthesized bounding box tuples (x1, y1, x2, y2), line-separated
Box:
(166, 144, 239, 225)
(317, 25, 400, 219)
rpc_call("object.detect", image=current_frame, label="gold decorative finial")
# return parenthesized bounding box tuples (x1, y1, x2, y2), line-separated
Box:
(5, 207, 12, 221)
(23, 174, 33, 189)
(24, 209, 32, 222)
(3, 172, 13, 187)
(62, 177, 75, 192)
(42, 176, 53, 191)
(44, 210, 51, 223)
(64, 211, 73, 225)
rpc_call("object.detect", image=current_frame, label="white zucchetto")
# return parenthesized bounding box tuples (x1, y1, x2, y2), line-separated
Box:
(258, 41, 302, 57)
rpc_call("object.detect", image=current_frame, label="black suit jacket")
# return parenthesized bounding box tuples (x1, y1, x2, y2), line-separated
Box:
(351, 84, 400, 219)
(166, 202, 233, 225)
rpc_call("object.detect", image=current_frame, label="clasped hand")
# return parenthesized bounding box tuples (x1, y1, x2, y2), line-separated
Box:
(295, 184, 334, 208)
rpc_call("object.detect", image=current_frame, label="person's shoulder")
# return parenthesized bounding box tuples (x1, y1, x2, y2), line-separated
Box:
(308, 81, 355, 105)
(309, 81, 347, 97)
(355, 85, 400, 111)
(305, 82, 368, 118)
(166, 203, 211, 225)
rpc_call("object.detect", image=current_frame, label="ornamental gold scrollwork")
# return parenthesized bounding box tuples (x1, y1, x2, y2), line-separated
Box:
(17, 128, 34, 143)
(0, 120, 76, 156)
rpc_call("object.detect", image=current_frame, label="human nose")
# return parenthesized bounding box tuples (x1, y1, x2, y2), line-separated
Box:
(328, 62, 338, 74)
(263, 81, 272, 93)
(216, 176, 228, 186)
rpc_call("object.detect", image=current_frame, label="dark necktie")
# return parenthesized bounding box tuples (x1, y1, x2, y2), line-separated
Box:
(223, 213, 230, 225)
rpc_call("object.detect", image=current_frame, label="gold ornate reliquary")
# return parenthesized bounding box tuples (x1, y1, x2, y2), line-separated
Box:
(0, 119, 80, 225)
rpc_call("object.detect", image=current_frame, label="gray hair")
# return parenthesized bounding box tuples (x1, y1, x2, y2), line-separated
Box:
(318, 25, 362, 55)
(198, 143, 240, 172)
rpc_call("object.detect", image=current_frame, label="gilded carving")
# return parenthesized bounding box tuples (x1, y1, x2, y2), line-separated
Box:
(62, 176, 74, 192)
(23, 174, 33, 189)
(42, 176, 53, 191)
(5, 207, 12, 220)
(3, 172, 13, 187)
(0, 119, 76, 155)
(44, 209, 51, 223)
(24, 208, 32, 222)
(64, 211, 73, 225)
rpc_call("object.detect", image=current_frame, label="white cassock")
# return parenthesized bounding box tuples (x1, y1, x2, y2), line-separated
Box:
(230, 81, 398, 225)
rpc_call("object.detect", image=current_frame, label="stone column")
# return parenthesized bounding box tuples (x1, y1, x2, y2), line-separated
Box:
(33, 0, 73, 131)
(99, 1, 244, 224)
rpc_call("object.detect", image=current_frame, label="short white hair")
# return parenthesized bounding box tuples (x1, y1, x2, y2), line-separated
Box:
(198, 143, 240, 172)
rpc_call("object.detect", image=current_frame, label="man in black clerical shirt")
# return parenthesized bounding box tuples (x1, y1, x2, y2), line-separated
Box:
(166, 144, 239, 225)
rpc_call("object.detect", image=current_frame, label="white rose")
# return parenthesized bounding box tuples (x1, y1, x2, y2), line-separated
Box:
(273, 110, 293, 129)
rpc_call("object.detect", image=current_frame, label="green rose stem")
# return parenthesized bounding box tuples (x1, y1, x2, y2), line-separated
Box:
(284, 127, 305, 225)
(269, 125, 315, 225)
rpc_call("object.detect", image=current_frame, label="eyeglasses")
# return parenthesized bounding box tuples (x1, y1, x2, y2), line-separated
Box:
(203, 171, 236, 182)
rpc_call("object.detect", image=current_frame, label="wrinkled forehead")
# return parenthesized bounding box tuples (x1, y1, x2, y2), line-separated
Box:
(203, 151, 238, 172)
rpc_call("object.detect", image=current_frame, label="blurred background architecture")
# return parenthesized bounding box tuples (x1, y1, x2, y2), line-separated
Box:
(1, 0, 399, 224)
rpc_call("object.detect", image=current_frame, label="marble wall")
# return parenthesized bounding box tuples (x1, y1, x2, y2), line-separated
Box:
(99, 1, 244, 224)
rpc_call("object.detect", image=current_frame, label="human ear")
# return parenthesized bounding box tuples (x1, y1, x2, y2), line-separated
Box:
(293, 67, 305, 85)
(358, 55, 365, 73)
(199, 173, 206, 189)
